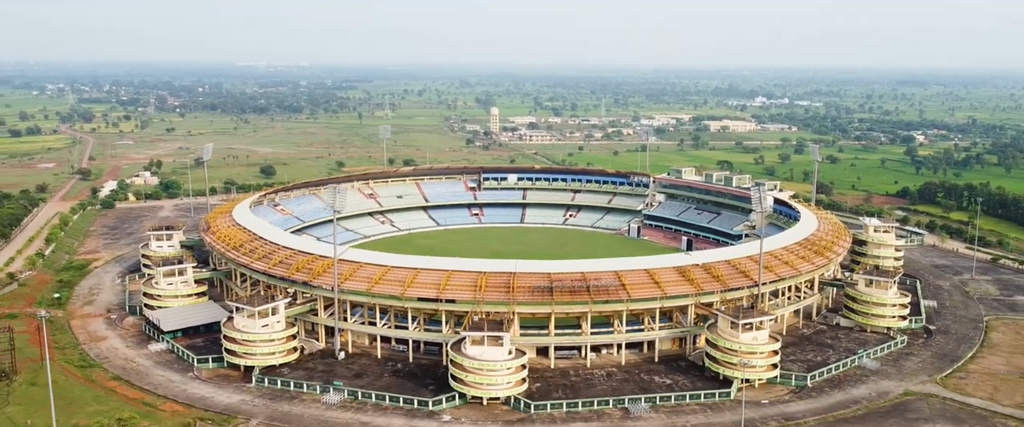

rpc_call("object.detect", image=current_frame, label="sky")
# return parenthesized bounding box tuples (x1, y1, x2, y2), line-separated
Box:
(3, 0, 1022, 70)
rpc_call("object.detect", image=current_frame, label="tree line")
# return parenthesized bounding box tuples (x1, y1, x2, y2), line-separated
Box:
(895, 179, 1024, 227)
(0, 190, 44, 242)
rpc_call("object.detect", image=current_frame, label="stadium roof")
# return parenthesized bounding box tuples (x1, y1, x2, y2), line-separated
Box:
(232, 192, 819, 274)
(144, 301, 229, 332)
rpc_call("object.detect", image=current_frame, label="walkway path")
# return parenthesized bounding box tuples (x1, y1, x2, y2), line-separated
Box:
(912, 383, 1024, 420)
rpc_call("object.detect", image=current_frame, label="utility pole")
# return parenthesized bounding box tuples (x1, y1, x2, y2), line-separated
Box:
(37, 310, 58, 427)
(972, 197, 982, 278)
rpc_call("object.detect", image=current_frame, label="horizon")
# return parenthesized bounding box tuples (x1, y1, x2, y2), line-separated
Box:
(2, 0, 1022, 71)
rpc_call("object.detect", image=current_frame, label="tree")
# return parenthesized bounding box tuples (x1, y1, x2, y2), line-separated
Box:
(716, 160, 734, 171)
(7, 128, 22, 138)
(880, 158, 888, 168)
(464, 137, 475, 146)
(177, 111, 186, 119)
(357, 111, 364, 123)
(17, 111, 29, 122)
(401, 158, 418, 167)
(75, 167, 93, 179)
(899, 133, 917, 145)
(387, 157, 396, 166)
(99, 199, 116, 209)
(815, 181, 835, 197)
(734, 141, 744, 146)
(0, 118, 5, 126)
(508, 158, 516, 164)
(764, 166, 778, 177)
(258, 164, 277, 178)
(577, 145, 584, 152)
(801, 169, 812, 183)
(777, 153, 792, 164)
(612, 150, 620, 156)
(692, 134, 702, 146)
(335, 160, 346, 170)
(34, 182, 50, 193)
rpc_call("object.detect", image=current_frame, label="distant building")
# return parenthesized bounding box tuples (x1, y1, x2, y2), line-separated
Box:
(510, 130, 557, 143)
(703, 120, 758, 133)
(489, 107, 500, 134)
(544, 117, 562, 124)
(759, 124, 799, 132)
(128, 171, 160, 186)
(507, 116, 537, 126)
(464, 124, 481, 132)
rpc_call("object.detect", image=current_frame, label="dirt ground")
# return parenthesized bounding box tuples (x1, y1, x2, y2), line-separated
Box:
(942, 319, 1024, 410)
(832, 194, 907, 207)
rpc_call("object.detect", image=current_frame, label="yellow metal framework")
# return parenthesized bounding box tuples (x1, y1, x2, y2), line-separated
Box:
(200, 193, 853, 303)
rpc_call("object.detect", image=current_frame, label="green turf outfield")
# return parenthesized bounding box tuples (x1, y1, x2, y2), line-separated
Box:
(353, 227, 677, 260)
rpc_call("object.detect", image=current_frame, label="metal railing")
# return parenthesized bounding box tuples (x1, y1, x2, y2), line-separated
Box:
(771, 329, 907, 387)
(252, 374, 467, 410)
(898, 276, 927, 329)
(506, 381, 737, 414)
(142, 322, 226, 369)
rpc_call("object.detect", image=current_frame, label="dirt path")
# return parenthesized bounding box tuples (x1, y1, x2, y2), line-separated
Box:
(0, 127, 97, 271)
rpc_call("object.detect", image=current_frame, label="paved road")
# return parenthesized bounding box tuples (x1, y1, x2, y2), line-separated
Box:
(0, 127, 95, 271)
(912, 383, 1024, 420)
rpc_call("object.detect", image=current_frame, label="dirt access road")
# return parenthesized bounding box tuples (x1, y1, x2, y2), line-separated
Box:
(0, 127, 95, 271)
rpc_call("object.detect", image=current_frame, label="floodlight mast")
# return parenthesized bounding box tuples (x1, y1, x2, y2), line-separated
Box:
(750, 186, 772, 311)
(201, 144, 214, 213)
(332, 185, 346, 357)
(810, 144, 821, 206)
(379, 125, 391, 170)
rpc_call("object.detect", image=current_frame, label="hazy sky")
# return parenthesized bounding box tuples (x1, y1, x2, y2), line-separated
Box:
(3, 0, 1021, 70)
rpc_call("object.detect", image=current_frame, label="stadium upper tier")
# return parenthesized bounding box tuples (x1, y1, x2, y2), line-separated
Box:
(200, 166, 851, 303)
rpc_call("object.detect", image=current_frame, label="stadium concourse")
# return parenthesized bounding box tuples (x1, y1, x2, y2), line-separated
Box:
(124, 164, 928, 412)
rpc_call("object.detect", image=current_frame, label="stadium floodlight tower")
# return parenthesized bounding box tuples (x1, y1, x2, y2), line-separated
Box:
(750, 185, 773, 309)
(200, 143, 214, 213)
(37, 310, 57, 427)
(331, 185, 348, 357)
(809, 144, 822, 206)
(186, 156, 195, 217)
(379, 125, 391, 170)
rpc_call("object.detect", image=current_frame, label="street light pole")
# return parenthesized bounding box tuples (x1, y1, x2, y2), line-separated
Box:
(810, 144, 821, 207)
(739, 359, 751, 427)
(37, 310, 58, 427)
(972, 197, 983, 278)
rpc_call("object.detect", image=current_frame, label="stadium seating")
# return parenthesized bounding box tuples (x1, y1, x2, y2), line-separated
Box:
(372, 184, 426, 208)
(707, 212, 749, 231)
(319, 230, 363, 245)
(384, 209, 438, 230)
(650, 201, 693, 217)
(475, 189, 525, 201)
(479, 206, 522, 224)
(565, 207, 609, 227)
(337, 215, 398, 237)
(593, 211, 639, 230)
(525, 190, 574, 203)
(678, 207, 717, 225)
(278, 195, 334, 223)
(609, 194, 647, 209)
(753, 224, 786, 238)
(524, 205, 568, 225)
(419, 181, 474, 203)
(573, 192, 612, 204)
(298, 221, 339, 239)
(426, 206, 478, 226)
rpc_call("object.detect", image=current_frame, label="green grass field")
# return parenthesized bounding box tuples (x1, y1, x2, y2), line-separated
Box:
(354, 227, 676, 259)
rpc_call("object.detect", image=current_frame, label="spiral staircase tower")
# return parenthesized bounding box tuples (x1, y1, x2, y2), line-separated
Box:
(703, 308, 781, 386)
(221, 296, 300, 367)
(139, 254, 208, 312)
(843, 218, 911, 331)
(138, 223, 208, 313)
(447, 332, 529, 404)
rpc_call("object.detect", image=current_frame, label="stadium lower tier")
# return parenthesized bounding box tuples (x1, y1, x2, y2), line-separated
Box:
(202, 260, 837, 381)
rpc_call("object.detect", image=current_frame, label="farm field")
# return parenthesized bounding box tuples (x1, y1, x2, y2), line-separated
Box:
(906, 204, 1024, 238)
(531, 142, 1024, 196)
(942, 318, 1024, 410)
(354, 227, 677, 259)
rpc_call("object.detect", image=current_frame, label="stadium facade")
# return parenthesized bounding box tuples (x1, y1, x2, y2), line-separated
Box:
(145, 165, 858, 402)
